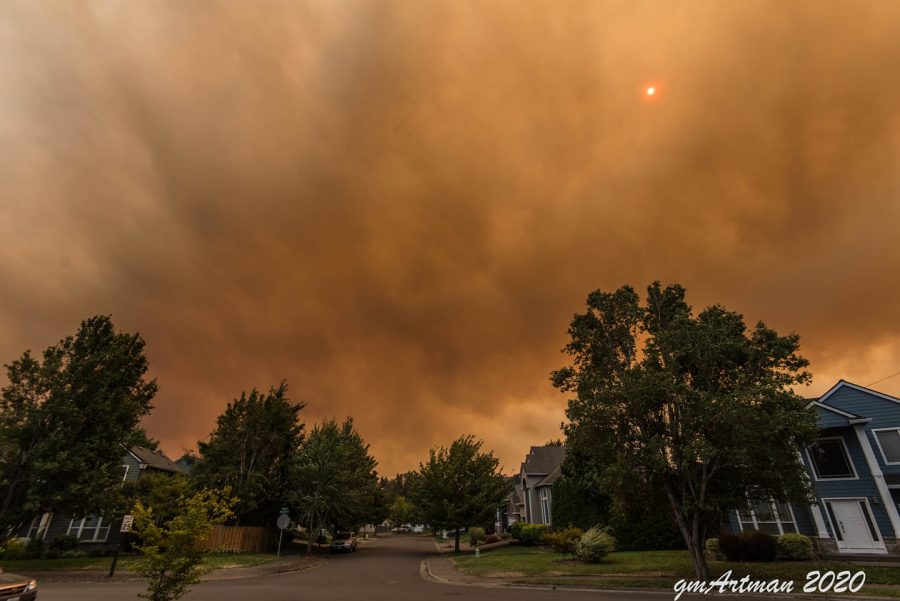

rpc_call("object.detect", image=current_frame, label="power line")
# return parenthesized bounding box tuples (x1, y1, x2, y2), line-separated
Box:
(868, 370, 900, 387)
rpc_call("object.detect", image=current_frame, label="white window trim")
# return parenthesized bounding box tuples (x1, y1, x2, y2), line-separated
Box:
(67, 516, 111, 543)
(805, 437, 859, 481)
(820, 497, 887, 553)
(871, 428, 900, 466)
(736, 501, 797, 535)
(122, 464, 130, 481)
(539, 488, 551, 524)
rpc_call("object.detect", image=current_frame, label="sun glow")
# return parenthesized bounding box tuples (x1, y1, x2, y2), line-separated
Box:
(646, 86, 656, 96)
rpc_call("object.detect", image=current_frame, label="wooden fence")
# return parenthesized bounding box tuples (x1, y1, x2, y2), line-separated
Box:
(198, 526, 275, 553)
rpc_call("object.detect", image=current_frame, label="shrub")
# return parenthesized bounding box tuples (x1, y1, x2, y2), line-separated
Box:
(546, 526, 583, 557)
(719, 531, 777, 562)
(508, 522, 525, 541)
(484, 534, 501, 544)
(517, 524, 550, 546)
(468, 527, 486, 546)
(704, 537, 723, 561)
(776, 533, 814, 560)
(50, 534, 80, 551)
(61, 549, 87, 559)
(25, 536, 45, 559)
(575, 526, 615, 563)
(1, 538, 27, 560)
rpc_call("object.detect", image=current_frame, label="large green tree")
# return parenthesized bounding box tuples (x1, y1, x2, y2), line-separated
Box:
(192, 382, 304, 526)
(554, 283, 818, 579)
(291, 418, 378, 551)
(411, 435, 509, 552)
(0, 315, 157, 533)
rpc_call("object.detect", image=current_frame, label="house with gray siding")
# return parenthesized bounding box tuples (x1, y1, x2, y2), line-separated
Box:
(728, 380, 900, 555)
(518, 445, 565, 526)
(18, 446, 184, 547)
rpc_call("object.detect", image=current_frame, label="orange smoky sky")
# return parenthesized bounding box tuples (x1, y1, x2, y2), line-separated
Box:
(2, 1, 900, 476)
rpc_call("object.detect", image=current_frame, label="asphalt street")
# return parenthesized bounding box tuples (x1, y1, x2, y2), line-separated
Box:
(37, 535, 731, 601)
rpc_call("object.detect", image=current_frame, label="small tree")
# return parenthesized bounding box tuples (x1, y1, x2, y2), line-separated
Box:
(132, 488, 236, 601)
(411, 435, 509, 552)
(555, 283, 818, 579)
(388, 496, 418, 529)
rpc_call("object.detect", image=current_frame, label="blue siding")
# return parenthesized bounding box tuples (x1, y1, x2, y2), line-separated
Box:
(818, 410, 852, 429)
(792, 504, 817, 536)
(824, 385, 900, 475)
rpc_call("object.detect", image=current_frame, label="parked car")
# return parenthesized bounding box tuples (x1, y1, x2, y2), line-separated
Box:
(0, 570, 37, 600)
(329, 532, 358, 553)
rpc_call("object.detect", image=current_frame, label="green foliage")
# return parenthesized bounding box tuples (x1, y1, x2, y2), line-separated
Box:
(389, 496, 419, 528)
(550, 476, 609, 531)
(193, 382, 304, 526)
(1, 538, 27, 560)
(555, 283, 818, 578)
(776, 533, 814, 560)
(291, 418, 378, 549)
(468, 527, 486, 546)
(133, 487, 236, 601)
(515, 523, 549, 545)
(123, 472, 191, 523)
(24, 536, 44, 558)
(704, 537, 723, 560)
(575, 526, 616, 563)
(545, 526, 583, 557)
(719, 531, 778, 562)
(0, 316, 156, 532)
(410, 435, 510, 552)
(50, 534, 80, 551)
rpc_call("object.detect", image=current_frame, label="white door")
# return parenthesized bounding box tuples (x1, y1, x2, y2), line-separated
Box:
(828, 500, 879, 551)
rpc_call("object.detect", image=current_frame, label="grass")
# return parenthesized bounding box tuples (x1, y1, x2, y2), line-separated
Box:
(435, 532, 472, 546)
(0, 552, 277, 574)
(453, 546, 900, 596)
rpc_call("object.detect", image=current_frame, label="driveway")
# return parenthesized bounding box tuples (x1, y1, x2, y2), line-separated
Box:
(36, 535, 730, 601)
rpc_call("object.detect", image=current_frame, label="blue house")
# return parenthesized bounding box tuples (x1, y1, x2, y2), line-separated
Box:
(729, 380, 900, 555)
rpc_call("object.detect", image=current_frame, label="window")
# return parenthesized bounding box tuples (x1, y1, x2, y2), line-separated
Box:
(874, 429, 900, 464)
(26, 513, 52, 540)
(891, 489, 900, 515)
(539, 488, 551, 524)
(738, 501, 796, 535)
(807, 438, 856, 479)
(67, 516, 110, 542)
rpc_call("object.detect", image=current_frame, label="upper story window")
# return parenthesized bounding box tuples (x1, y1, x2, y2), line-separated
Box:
(873, 428, 900, 464)
(807, 438, 856, 479)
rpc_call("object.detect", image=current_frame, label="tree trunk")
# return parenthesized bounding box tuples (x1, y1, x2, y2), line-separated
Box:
(663, 483, 710, 580)
(454, 528, 461, 553)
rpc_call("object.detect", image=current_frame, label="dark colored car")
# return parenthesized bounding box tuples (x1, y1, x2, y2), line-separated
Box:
(329, 533, 358, 553)
(0, 570, 38, 600)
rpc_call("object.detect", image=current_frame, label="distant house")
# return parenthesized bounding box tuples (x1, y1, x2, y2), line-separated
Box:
(18, 446, 184, 547)
(175, 453, 197, 474)
(728, 381, 900, 555)
(518, 445, 566, 526)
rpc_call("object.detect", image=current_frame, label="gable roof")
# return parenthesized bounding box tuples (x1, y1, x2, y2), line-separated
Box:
(535, 463, 562, 488)
(817, 380, 900, 407)
(523, 445, 566, 476)
(128, 446, 184, 474)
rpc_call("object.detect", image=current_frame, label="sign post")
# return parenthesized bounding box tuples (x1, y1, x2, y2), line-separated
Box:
(109, 514, 134, 578)
(276, 508, 290, 559)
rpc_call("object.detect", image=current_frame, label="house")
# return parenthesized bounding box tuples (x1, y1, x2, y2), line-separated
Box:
(18, 445, 185, 547)
(518, 445, 566, 526)
(728, 380, 900, 555)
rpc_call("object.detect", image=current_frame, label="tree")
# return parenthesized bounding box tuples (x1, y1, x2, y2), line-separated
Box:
(192, 382, 304, 526)
(411, 435, 509, 552)
(291, 418, 378, 551)
(553, 283, 818, 579)
(367, 481, 392, 534)
(133, 487, 236, 601)
(388, 496, 418, 529)
(123, 471, 191, 523)
(0, 315, 157, 534)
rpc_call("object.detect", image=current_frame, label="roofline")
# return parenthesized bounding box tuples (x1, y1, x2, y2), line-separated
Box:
(818, 380, 900, 407)
(806, 400, 861, 419)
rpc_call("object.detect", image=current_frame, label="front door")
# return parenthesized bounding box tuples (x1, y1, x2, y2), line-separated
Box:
(826, 500, 882, 552)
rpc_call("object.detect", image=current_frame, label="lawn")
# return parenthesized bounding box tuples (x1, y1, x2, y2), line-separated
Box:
(0, 552, 277, 575)
(453, 546, 900, 597)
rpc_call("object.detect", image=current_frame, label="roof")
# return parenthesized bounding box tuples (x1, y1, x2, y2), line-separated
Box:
(523, 445, 566, 476)
(535, 463, 562, 488)
(129, 446, 184, 474)
(817, 380, 900, 407)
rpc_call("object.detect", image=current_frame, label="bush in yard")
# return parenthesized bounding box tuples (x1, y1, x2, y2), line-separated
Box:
(704, 537, 723, 561)
(1, 538, 27, 560)
(484, 534, 501, 544)
(468, 527, 486, 546)
(509, 522, 525, 541)
(61, 549, 87, 559)
(575, 526, 615, 563)
(517, 523, 550, 546)
(133, 487, 236, 601)
(545, 526, 583, 557)
(776, 533, 814, 560)
(719, 531, 777, 562)
(24, 536, 44, 559)
(50, 534, 80, 551)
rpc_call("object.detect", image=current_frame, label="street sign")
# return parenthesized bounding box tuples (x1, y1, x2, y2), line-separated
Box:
(279, 506, 290, 515)
(276, 514, 290, 530)
(120, 515, 134, 533)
